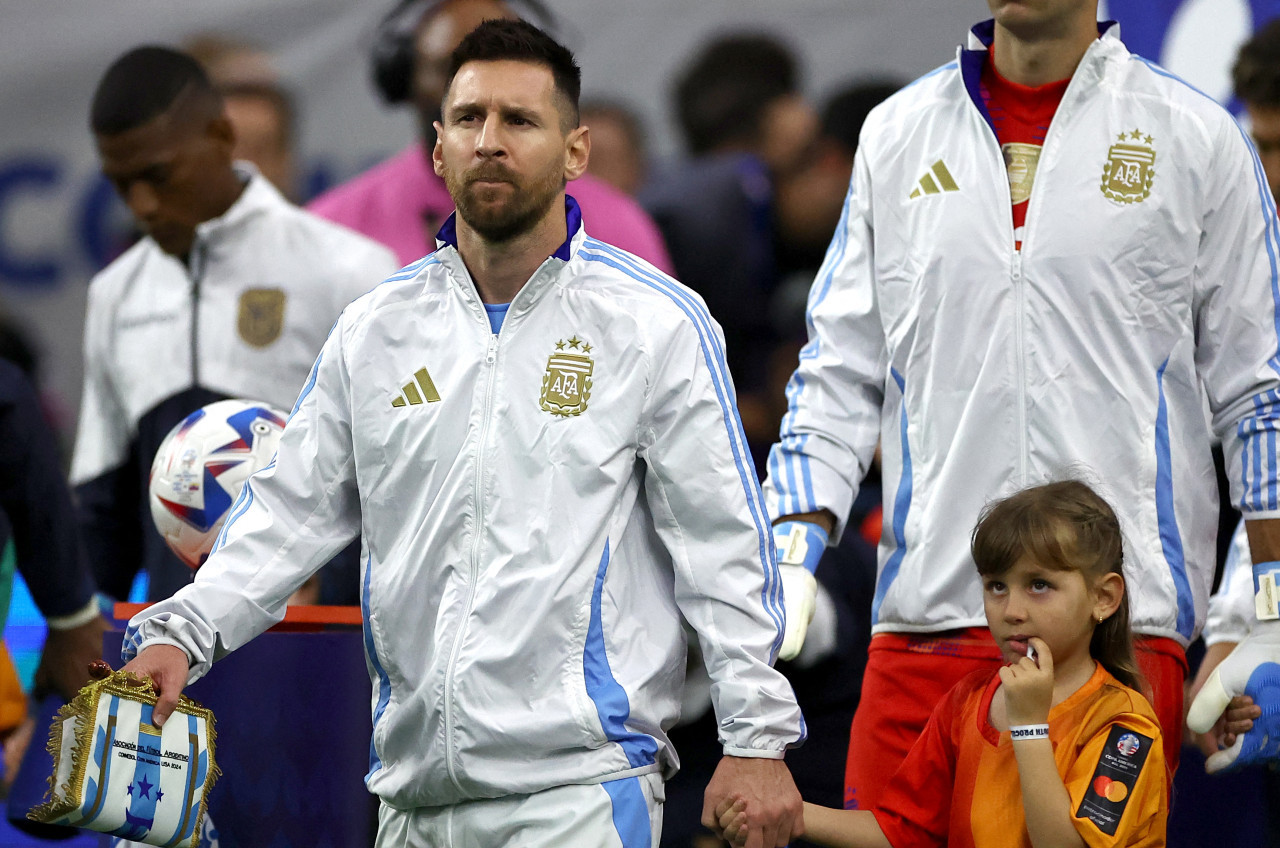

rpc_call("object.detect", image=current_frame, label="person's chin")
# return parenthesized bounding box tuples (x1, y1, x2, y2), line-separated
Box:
(152, 236, 190, 257)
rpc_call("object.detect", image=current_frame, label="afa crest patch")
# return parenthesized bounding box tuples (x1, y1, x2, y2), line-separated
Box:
(237, 289, 286, 348)
(540, 336, 593, 417)
(1100, 130, 1155, 205)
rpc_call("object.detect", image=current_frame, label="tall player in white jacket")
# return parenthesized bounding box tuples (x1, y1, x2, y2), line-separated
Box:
(766, 0, 1280, 812)
(122, 19, 805, 848)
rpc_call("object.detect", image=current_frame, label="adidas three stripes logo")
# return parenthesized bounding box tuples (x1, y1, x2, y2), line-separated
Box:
(909, 160, 959, 199)
(391, 367, 441, 407)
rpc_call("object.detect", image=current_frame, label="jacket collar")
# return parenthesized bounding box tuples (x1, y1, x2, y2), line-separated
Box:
(191, 162, 285, 244)
(434, 193, 583, 261)
(959, 19, 1124, 133)
(433, 194, 586, 312)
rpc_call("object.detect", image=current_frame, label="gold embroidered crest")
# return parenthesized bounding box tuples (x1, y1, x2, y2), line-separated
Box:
(1100, 130, 1155, 204)
(540, 336, 594, 417)
(1002, 143, 1041, 205)
(237, 289, 286, 347)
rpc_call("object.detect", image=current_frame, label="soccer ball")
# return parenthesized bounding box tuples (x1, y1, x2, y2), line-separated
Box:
(148, 399, 288, 570)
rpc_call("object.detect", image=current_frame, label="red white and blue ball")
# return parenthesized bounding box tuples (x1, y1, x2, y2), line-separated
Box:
(148, 399, 287, 570)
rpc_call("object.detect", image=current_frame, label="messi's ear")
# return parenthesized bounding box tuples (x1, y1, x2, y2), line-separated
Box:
(564, 125, 589, 182)
(432, 123, 446, 177)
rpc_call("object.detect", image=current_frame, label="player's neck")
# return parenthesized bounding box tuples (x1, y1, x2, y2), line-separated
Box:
(992, 21, 1095, 87)
(455, 204, 568, 305)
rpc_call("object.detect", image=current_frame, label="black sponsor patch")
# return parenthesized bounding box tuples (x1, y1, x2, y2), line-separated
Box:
(1074, 724, 1153, 836)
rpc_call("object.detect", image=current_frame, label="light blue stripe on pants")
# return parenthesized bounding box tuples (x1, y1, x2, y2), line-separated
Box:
(375, 772, 664, 848)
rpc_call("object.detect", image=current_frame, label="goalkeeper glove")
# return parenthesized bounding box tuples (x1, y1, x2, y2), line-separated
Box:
(1187, 559, 1280, 772)
(773, 521, 828, 662)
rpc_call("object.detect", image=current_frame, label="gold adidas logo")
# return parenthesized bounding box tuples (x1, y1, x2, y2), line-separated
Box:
(391, 367, 441, 407)
(909, 160, 959, 199)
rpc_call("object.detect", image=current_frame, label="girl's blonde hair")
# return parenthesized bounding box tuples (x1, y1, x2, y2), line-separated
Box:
(970, 480, 1143, 692)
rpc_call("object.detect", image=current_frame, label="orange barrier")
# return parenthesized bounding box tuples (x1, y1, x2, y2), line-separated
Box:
(112, 603, 362, 631)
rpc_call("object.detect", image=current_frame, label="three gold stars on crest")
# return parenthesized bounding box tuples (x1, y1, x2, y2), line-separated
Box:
(1116, 129, 1154, 145)
(554, 336, 592, 353)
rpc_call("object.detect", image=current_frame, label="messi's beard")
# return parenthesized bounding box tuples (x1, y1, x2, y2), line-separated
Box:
(447, 161, 566, 244)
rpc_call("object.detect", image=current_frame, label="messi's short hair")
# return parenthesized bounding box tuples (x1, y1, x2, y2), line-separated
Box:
(444, 18, 581, 129)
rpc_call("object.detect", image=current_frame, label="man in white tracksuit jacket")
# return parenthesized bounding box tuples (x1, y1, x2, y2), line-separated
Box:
(75, 47, 399, 605)
(122, 19, 805, 848)
(766, 0, 1280, 809)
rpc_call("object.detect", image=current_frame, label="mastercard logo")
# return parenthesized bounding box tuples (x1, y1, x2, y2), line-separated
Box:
(1092, 775, 1129, 803)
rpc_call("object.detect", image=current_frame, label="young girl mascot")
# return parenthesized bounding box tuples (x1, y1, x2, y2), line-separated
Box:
(722, 480, 1174, 848)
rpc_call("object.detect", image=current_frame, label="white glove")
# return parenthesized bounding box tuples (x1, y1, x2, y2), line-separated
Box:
(773, 521, 829, 662)
(1187, 620, 1280, 773)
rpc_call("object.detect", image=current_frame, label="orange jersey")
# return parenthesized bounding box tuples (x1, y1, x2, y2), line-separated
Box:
(873, 664, 1167, 847)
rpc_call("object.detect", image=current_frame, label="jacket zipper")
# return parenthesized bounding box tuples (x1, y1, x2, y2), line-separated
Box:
(443, 322, 500, 791)
(189, 240, 205, 386)
(968, 43, 1085, 487)
(1011, 251, 1027, 484)
(975, 103, 1027, 486)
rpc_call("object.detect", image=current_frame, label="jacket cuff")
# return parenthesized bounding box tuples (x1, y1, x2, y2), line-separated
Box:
(721, 746, 786, 760)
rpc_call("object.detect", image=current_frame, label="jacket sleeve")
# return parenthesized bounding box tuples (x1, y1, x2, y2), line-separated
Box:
(639, 302, 803, 758)
(122, 315, 362, 681)
(1193, 115, 1280, 519)
(762, 147, 885, 540)
(0, 361, 96, 618)
(70, 281, 146, 599)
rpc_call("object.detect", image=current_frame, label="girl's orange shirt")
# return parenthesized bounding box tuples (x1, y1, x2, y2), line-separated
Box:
(873, 663, 1167, 848)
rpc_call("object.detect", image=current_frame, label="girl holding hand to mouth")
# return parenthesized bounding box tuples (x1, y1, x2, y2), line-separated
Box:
(720, 480, 1252, 847)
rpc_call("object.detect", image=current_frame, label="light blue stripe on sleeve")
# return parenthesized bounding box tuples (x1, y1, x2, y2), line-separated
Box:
(209, 458, 273, 554)
(776, 171, 859, 517)
(289, 351, 324, 421)
(1139, 56, 1280, 510)
(383, 254, 439, 282)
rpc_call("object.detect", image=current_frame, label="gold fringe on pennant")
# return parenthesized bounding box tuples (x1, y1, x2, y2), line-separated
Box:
(27, 669, 220, 848)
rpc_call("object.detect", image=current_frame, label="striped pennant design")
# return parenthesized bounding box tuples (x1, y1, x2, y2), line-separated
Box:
(29, 673, 218, 848)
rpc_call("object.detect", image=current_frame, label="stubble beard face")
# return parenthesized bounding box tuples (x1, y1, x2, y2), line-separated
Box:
(446, 159, 566, 244)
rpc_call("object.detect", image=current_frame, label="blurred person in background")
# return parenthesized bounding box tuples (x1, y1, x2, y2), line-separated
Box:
(309, 0, 673, 271)
(186, 35, 299, 200)
(72, 46, 397, 605)
(580, 99, 648, 196)
(773, 79, 903, 302)
(660, 73, 898, 848)
(640, 33, 819, 474)
(1234, 17, 1280, 199)
(0, 359, 107, 787)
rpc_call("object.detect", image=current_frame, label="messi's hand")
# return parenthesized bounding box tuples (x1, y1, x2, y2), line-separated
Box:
(1187, 621, 1280, 772)
(773, 521, 827, 662)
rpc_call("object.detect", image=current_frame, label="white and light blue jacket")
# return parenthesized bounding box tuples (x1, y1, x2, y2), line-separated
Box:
(125, 198, 802, 808)
(765, 21, 1280, 645)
